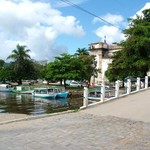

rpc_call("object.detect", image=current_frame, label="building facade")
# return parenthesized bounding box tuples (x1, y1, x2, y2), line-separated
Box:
(89, 41, 122, 84)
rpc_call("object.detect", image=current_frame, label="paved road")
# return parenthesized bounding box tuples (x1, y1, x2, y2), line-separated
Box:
(0, 89, 150, 150)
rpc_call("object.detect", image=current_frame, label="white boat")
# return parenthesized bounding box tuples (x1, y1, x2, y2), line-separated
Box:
(32, 87, 57, 98)
(53, 87, 69, 98)
(0, 84, 14, 92)
(32, 87, 69, 99)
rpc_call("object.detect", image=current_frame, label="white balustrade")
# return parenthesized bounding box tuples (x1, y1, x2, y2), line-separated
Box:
(115, 80, 120, 98)
(127, 79, 131, 94)
(136, 77, 140, 91)
(101, 80, 105, 102)
(81, 76, 149, 109)
(83, 87, 88, 108)
(145, 76, 148, 89)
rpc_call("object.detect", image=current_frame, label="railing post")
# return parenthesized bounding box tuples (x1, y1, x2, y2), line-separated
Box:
(127, 79, 131, 94)
(83, 87, 88, 108)
(136, 77, 140, 91)
(145, 76, 148, 89)
(101, 80, 105, 102)
(115, 80, 119, 98)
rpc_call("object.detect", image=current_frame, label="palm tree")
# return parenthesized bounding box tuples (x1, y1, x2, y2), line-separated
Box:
(7, 44, 31, 84)
(7, 44, 31, 61)
(75, 48, 89, 56)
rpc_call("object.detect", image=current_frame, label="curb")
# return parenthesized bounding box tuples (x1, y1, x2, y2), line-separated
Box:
(0, 110, 76, 125)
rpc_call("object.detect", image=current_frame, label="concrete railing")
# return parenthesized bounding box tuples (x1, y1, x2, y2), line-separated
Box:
(81, 76, 150, 109)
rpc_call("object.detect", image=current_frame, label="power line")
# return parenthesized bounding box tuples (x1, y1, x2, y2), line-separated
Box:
(60, 0, 122, 30)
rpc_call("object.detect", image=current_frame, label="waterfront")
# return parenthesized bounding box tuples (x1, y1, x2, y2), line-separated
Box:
(1, 89, 150, 150)
(0, 92, 83, 115)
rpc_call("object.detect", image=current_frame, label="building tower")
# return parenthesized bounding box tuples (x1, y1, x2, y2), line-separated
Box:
(89, 40, 122, 84)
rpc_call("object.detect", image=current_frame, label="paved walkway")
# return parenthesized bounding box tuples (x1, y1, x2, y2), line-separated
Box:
(0, 89, 150, 150)
(83, 89, 150, 123)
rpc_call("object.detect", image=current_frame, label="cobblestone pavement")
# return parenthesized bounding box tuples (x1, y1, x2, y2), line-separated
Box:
(1, 89, 150, 150)
(0, 111, 150, 150)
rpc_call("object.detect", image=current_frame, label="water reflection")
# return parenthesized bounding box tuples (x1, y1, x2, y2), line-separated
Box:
(0, 92, 83, 115)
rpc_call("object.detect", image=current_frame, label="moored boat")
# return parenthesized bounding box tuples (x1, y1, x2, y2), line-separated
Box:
(32, 87, 57, 98)
(32, 87, 69, 99)
(89, 90, 101, 98)
(53, 87, 69, 98)
(56, 92, 68, 98)
(88, 89, 113, 99)
(12, 86, 34, 94)
(0, 84, 14, 92)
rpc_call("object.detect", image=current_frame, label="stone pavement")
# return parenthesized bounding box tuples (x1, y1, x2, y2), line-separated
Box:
(0, 89, 150, 150)
(83, 89, 150, 123)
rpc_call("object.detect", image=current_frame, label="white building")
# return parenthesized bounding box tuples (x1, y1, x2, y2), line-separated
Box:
(89, 41, 122, 84)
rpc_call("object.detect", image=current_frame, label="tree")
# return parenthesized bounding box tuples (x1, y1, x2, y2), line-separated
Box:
(105, 50, 129, 82)
(75, 48, 89, 55)
(45, 53, 82, 87)
(74, 48, 97, 82)
(106, 9, 150, 82)
(0, 61, 16, 83)
(45, 48, 97, 87)
(7, 44, 36, 84)
(32, 60, 46, 79)
(0, 64, 14, 82)
(0, 59, 5, 69)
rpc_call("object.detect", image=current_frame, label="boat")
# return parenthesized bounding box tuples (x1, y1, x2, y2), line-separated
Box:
(89, 90, 101, 98)
(88, 89, 113, 98)
(12, 86, 34, 94)
(0, 84, 14, 92)
(32, 87, 69, 99)
(32, 87, 57, 98)
(54, 87, 69, 98)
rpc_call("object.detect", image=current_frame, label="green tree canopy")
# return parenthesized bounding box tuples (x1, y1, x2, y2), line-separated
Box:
(0, 59, 5, 69)
(75, 48, 89, 55)
(0, 63, 14, 82)
(106, 8, 150, 82)
(45, 53, 82, 87)
(45, 48, 97, 87)
(7, 44, 37, 84)
(74, 48, 97, 81)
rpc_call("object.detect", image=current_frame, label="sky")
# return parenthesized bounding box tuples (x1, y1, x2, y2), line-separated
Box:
(0, 0, 150, 62)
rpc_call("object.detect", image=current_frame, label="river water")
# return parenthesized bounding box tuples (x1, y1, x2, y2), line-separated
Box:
(0, 92, 83, 115)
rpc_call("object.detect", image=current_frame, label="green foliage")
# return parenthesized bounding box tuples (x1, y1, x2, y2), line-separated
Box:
(0, 59, 5, 69)
(75, 48, 89, 55)
(6, 44, 38, 84)
(45, 53, 82, 85)
(106, 8, 150, 82)
(0, 62, 14, 82)
(74, 48, 97, 81)
(45, 48, 97, 86)
(31, 60, 45, 79)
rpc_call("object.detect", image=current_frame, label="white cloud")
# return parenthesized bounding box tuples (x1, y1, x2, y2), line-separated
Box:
(94, 2, 150, 44)
(133, 2, 150, 18)
(93, 13, 124, 26)
(95, 25, 125, 44)
(93, 13, 126, 44)
(0, 0, 85, 61)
